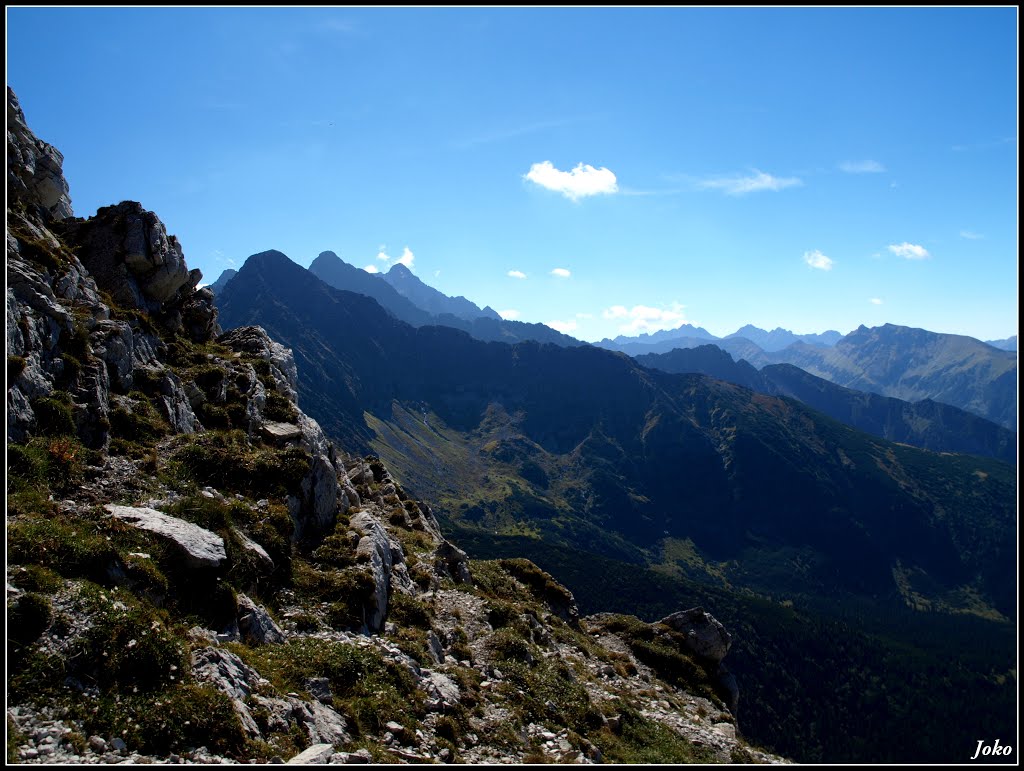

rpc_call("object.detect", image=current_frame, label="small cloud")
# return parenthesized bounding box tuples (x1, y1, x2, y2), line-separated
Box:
(396, 247, 414, 269)
(869, 298, 883, 305)
(603, 305, 628, 319)
(551, 268, 571, 279)
(434, 270, 441, 278)
(545, 319, 578, 334)
(888, 242, 930, 260)
(376, 249, 390, 261)
(803, 249, 834, 271)
(601, 302, 688, 335)
(497, 309, 521, 320)
(363, 264, 380, 274)
(575, 312, 593, 319)
(320, 18, 355, 33)
(960, 230, 984, 240)
(839, 160, 885, 173)
(507, 270, 527, 279)
(524, 160, 618, 201)
(698, 169, 802, 195)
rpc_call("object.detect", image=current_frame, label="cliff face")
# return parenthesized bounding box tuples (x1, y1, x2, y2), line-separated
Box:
(5, 87, 782, 764)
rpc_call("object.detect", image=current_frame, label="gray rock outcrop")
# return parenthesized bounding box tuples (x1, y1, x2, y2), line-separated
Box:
(105, 505, 226, 569)
(237, 593, 287, 645)
(7, 86, 73, 221)
(190, 646, 264, 737)
(659, 607, 732, 663)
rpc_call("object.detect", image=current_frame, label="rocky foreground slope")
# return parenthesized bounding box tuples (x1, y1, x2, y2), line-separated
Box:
(6, 87, 784, 764)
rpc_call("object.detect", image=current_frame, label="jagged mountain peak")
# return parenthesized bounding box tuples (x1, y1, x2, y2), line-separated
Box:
(387, 261, 414, 277)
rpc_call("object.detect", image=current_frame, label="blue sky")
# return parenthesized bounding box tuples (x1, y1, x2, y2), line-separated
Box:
(7, 7, 1018, 342)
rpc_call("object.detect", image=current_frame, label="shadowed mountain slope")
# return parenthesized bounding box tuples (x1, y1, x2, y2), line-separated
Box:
(636, 345, 1016, 464)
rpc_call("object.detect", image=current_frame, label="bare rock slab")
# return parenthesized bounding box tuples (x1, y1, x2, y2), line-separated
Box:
(105, 504, 226, 568)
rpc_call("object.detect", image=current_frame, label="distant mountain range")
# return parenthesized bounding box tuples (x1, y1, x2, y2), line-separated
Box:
(755, 325, 1017, 429)
(604, 324, 1016, 430)
(636, 345, 1016, 464)
(599, 323, 843, 353)
(986, 335, 1017, 351)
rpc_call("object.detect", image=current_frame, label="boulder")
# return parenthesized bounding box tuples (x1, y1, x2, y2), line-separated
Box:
(237, 593, 287, 645)
(233, 529, 276, 574)
(105, 505, 226, 569)
(287, 744, 335, 765)
(260, 421, 303, 444)
(658, 607, 732, 663)
(433, 540, 472, 585)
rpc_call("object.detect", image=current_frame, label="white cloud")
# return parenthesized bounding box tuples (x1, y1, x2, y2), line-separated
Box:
(603, 305, 628, 319)
(869, 297, 883, 305)
(575, 312, 593, 319)
(524, 160, 618, 201)
(545, 319, 578, 334)
(601, 302, 688, 335)
(698, 169, 802, 195)
(839, 160, 885, 173)
(507, 270, 527, 279)
(551, 268, 571, 279)
(888, 242, 930, 259)
(372, 245, 415, 271)
(960, 230, 984, 240)
(497, 309, 521, 320)
(363, 264, 380, 274)
(803, 249, 834, 271)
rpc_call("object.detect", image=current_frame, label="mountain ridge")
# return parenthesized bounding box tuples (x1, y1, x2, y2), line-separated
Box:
(382, 262, 502, 322)
(635, 344, 1016, 464)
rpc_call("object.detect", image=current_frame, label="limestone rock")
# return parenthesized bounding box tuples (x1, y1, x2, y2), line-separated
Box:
(260, 421, 303, 444)
(304, 677, 333, 704)
(105, 505, 226, 569)
(295, 453, 340, 543)
(180, 286, 221, 342)
(237, 593, 287, 645)
(90, 320, 138, 392)
(419, 669, 460, 709)
(658, 607, 732, 663)
(433, 539, 473, 585)
(350, 511, 397, 632)
(7, 86, 73, 221)
(234, 528, 276, 574)
(217, 325, 299, 399)
(190, 646, 263, 737)
(61, 202, 192, 311)
(133, 367, 199, 434)
(305, 701, 350, 745)
(287, 744, 335, 765)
